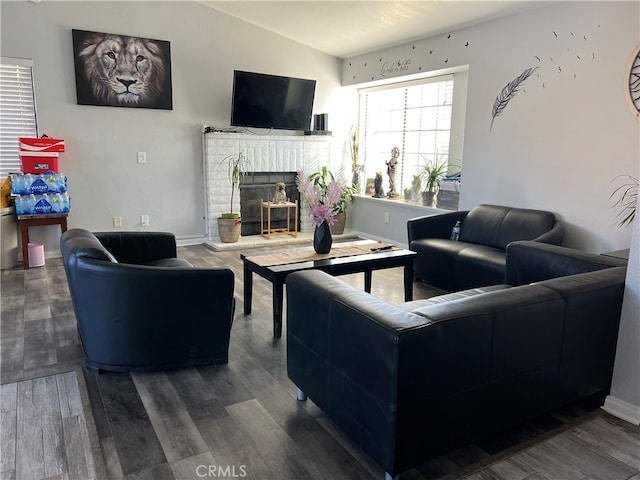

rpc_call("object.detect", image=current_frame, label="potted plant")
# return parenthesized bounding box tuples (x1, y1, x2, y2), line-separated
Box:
(348, 126, 364, 191)
(419, 154, 448, 207)
(610, 174, 638, 227)
(218, 150, 250, 243)
(309, 166, 354, 234)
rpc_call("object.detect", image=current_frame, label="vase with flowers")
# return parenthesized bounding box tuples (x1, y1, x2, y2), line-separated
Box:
(296, 171, 344, 254)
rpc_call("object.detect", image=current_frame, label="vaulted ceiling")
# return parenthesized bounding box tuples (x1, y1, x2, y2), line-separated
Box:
(200, 1, 550, 58)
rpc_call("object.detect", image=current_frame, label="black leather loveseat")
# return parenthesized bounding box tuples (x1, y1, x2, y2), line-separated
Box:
(286, 241, 626, 480)
(61, 228, 235, 373)
(407, 204, 564, 291)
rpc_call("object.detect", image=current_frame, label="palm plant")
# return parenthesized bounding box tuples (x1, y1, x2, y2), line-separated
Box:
(419, 154, 449, 195)
(221, 150, 251, 219)
(610, 174, 638, 227)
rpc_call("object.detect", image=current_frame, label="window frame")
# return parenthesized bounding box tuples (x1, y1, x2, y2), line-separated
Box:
(355, 67, 467, 207)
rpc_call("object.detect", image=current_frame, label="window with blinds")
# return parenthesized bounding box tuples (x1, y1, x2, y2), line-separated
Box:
(0, 58, 38, 178)
(358, 75, 454, 198)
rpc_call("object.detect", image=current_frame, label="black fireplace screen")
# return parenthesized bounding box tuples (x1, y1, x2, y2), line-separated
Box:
(240, 172, 301, 236)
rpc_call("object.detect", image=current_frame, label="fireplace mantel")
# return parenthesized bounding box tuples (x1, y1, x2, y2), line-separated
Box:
(203, 131, 332, 242)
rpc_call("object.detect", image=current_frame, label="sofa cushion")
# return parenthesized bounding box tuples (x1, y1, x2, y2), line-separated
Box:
(145, 257, 193, 268)
(460, 204, 556, 249)
(411, 238, 474, 290)
(455, 245, 508, 289)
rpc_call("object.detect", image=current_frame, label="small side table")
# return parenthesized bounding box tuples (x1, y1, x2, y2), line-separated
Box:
(17, 213, 69, 269)
(260, 200, 298, 239)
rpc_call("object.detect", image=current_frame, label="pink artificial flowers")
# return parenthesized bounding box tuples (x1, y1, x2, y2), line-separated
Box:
(296, 173, 344, 226)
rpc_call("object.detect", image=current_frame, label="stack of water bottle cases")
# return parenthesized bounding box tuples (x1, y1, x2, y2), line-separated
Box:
(11, 137, 71, 215)
(12, 172, 70, 215)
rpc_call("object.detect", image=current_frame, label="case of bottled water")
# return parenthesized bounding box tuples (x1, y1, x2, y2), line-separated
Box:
(15, 193, 71, 215)
(11, 172, 67, 195)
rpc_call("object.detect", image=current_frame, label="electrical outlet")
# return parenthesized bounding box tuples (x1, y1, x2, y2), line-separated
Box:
(113, 216, 122, 228)
(140, 214, 150, 226)
(137, 151, 147, 164)
(384, 212, 390, 224)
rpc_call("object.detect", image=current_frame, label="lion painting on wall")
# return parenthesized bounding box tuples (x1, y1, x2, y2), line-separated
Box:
(72, 29, 173, 110)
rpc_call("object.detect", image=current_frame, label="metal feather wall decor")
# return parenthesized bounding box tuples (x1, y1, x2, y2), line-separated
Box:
(490, 67, 538, 131)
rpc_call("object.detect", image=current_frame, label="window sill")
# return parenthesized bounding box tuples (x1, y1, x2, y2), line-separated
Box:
(353, 195, 456, 213)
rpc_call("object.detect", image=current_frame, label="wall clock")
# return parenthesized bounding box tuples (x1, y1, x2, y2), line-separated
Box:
(626, 43, 640, 119)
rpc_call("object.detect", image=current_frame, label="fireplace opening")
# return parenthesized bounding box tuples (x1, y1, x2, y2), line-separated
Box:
(240, 172, 301, 236)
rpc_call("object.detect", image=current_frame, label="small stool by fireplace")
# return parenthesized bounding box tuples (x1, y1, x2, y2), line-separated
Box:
(260, 200, 298, 239)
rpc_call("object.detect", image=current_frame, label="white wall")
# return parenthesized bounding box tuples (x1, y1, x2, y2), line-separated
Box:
(343, 1, 639, 254)
(605, 193, 640, 424)
(0, 1, 344, 252)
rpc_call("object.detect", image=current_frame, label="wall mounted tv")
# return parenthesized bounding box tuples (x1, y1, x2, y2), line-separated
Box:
(231, 70, 316, 131)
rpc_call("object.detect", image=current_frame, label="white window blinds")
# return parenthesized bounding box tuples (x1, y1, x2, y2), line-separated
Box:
(0, 58, 38, 178)
(358, 75, 454, 195)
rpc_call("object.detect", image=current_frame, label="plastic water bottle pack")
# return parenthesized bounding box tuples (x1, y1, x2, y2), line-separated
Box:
(11, 172, 68, 195)
(15, 193, 71, 215)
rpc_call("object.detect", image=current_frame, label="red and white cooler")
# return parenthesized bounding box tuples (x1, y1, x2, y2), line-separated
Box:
(19, 151, 60, 174)
(18, 137, 65, 173)
(19, 137, 65, 153)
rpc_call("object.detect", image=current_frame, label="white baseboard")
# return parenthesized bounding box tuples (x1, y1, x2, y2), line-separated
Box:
(176, 235, 208, 246)
(602, 395, 640, 425)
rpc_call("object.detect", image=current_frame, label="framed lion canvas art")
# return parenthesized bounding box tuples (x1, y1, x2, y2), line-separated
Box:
(72, 29, 173, 110)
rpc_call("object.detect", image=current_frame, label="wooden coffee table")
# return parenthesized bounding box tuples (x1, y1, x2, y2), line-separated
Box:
(241, 239, 417, 338)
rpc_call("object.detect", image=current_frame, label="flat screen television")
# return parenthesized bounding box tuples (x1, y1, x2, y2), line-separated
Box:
(231, 70, 316, 131)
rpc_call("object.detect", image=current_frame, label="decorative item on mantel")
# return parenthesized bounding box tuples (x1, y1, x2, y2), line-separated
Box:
(272, 182, 288, 204)
(218, 150, 250, 243)
(296, 172, 343, 254)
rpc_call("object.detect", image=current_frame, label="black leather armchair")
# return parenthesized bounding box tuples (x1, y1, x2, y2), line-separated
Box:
(60, 228, 235, 373)
(407, 204, 564, 291)
(286, 241, 626, 479)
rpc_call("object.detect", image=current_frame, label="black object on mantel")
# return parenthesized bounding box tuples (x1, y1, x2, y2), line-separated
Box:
(304, 130, 332, 136)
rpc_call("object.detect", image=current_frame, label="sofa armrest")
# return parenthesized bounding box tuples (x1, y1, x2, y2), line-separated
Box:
(505, 241, 627, 285)
(407, 210, 469, 244)
(94, 231, 178, 264)
(530, 220, 564, 245)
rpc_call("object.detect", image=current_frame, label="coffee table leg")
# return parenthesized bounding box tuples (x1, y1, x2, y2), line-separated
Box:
(404, 261, 414, 301)
(273, 279, 284, 338)
(244, 262, 253, 314)
(364, 270, 372, 293)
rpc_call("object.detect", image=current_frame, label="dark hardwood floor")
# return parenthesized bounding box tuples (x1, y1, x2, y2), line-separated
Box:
(1, 243, 639, 480)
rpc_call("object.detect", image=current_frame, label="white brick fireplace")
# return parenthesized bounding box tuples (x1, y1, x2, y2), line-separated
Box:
(203, 131, 332, 243)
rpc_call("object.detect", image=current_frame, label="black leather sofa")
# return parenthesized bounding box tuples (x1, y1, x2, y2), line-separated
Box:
(407, 204, 564, 291)
(60, 228, 235, 373)
(286, 241, 627, 480)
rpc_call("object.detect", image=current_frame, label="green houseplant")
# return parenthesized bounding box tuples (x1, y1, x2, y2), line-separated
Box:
(217, 150, 250, 243)
(610, 174, 638, 227)
(419, 154, 449, 207)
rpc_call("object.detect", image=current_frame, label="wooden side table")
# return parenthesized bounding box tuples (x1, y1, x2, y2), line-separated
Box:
(260, 200, 298, 239)
(17, 213, 68, 269)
